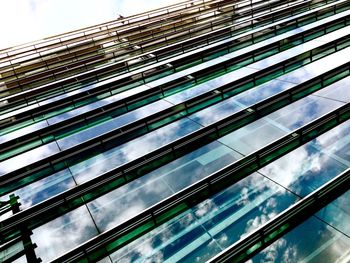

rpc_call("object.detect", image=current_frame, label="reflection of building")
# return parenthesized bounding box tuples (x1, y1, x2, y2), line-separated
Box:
(0, 0, 350, 262)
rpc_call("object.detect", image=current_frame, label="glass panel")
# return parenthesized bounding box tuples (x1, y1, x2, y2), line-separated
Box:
(0, 103, 38, 122)
(165, 67, 257, 105)
(87, 141, 242, 232)
(31, 206, 99, 263)
(12, 255, 27, 263)
(0, 210, 13, 221)
(266, 96, 343, 131)
(0, 142, 60, 176)
(148, 69, 187, 88)
(70, 117, 202, 183)
(38, 91, 78, 107)
(57, 100, 172, 150)
(188, 79, 294, 126)
(188, 98, 244, 126)
(247, 45, 307, 70)
(219, 118, 289, 155)
(260, 119, 350, 197)
(218, 96, 343, 155)
(46, 84, 151, 126)
(0, 241, 24, 262)
(0, 120, 48, 144)
(251, 216, 350, 263)
(107, 173, 297, 262)
(313, 76, 350, 102)
(233, 79, 294, 107)
(0, 119, 36, 137)
(277, 47, 349, 84)
(317, 190, 350, 237)
(87, 177, 174, 232)
(47, 100, 105, 125)
(11, 169, 76, 209)
(97, 257, 113, 263)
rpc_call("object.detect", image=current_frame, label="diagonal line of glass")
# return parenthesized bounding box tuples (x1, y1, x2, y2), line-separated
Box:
(0, 0, 349, 262)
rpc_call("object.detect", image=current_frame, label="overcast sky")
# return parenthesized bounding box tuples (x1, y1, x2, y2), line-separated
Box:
(0, 0, 184, 49)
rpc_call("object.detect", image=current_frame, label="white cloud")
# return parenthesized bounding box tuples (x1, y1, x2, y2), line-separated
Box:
(117, 0, 186, 16)
(31, 205, 99, 262)
(0, 0, 184, 49)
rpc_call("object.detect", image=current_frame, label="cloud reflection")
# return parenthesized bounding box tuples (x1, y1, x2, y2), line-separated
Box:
(104, 173, 297, 262)
(251, 216, 350, 262)
(69, 117, 201, 183)
(260, 120, 350, 197)
(31, 206, 99, 262)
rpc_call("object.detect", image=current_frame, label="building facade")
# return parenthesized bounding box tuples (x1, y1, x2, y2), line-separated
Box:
(0, 0, 349, 262)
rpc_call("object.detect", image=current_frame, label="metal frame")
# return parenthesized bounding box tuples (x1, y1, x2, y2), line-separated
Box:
(1, 0, 334, 99)
(0, 0, 267, 86)
(1, 33, 348, 187)
(0, 195, 40, 262)
(0, 0, 220, 57)
(0, 1, 349, 261)
(1, 10, 348, 160)
(1, 60, 348, 246)
(0, 0, 346, 135)
(49, 95, 350, 263)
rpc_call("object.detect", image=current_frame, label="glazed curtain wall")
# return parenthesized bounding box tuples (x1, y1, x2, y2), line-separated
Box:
(0, 0, 349, 262)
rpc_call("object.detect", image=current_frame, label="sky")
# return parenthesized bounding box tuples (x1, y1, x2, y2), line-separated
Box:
(0, 0, 184, 50)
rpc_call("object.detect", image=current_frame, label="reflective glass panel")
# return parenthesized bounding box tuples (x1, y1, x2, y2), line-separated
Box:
(70, 117, 201, 183)
(165, 67, 257, 105)
(277, 47, 350, 84)
(219, 96, 343, 155)
(313, 76, 350, 103)
(260, 120, 350, 197)
(32, 206, 99, 262)
(317, 190, 350, 237)
(0, 142, 60, 176)
(233, 79, 294, 107)
(251, 216, 350, 263)
(11, 169, 76, 209)
(0, 121, 48, 144)
(188, 79, 295, 126)
(57, 99, 172, 150)
(107, 173, 297, 262)
(87, 141, 242, 232)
